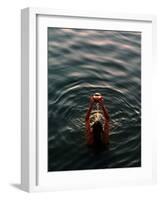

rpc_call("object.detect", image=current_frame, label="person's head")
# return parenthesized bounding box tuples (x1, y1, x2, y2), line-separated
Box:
(92, 121, 103, 148)
(92, 121, 103, 135)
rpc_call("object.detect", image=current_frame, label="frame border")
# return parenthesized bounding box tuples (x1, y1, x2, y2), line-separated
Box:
(21, 7, 157, 192)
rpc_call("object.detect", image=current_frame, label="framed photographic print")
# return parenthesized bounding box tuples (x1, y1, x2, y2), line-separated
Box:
(21, 7, 156, 192)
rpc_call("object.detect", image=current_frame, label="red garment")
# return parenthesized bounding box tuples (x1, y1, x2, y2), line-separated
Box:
(85, 102, 110, 145)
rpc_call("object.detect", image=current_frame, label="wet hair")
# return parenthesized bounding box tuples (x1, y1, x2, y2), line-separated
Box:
(92, 121, 103, 145)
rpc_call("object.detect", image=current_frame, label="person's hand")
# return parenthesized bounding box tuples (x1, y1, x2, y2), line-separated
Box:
(90, 94, 104, 105)
(98, 96, 104, 105)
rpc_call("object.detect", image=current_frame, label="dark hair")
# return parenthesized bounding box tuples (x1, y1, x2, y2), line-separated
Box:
(92, 121, 103, 145)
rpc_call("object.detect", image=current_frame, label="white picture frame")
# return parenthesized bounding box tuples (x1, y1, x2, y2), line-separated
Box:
(21, 7, 157, 192)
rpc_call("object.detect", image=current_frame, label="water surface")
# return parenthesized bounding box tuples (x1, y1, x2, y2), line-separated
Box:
(48, 28, 141, 171)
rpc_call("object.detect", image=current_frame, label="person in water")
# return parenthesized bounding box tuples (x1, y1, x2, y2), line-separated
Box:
(85, 93, 110, 147)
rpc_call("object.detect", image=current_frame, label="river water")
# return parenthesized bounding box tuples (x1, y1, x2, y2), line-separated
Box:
(48, 28, 141, 171)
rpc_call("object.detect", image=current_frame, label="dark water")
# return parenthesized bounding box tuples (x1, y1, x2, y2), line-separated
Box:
(48, 28, 141, 171)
